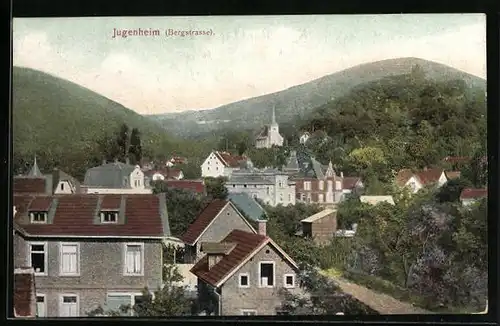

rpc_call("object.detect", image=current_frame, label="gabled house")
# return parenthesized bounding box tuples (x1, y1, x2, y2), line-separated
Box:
(190, 226, 300, 316)
(166, 156, 188, 167)
(82, 160, 152, 194)
(299, 209, 337, 245)
(51, 168, 81, 194)
(180, 200, 257, 264)
(13, 193, 171, 317)
(459, 188, 487, 206)
(13, 267, 37, 318)
(201, 151, 249, 178)
(395, 168, 448, 193)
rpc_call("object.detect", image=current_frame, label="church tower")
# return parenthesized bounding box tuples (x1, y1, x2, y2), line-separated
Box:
(270, 105, 279, 133)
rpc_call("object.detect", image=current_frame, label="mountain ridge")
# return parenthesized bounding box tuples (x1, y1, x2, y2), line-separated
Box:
(147, 57, 485, 138)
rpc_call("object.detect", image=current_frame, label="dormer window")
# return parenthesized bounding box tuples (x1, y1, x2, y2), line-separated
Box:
(100, 211, 118, 223)
(30, 211, 48, 223)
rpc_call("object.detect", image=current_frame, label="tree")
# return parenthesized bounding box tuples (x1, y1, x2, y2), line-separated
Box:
(128, 128, 143, 165)
(205, 177, 228, 200)
(116, 123, 130, 162)
(435, 178, 472, 203)
(87, 263, 194, 317)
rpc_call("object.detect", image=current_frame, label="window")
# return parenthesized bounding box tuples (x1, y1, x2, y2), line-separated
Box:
(279, 194, 283, 202)
(60, 243, 80, 276)
(278, 181, 283, 188)
(327, 180, 333, 190)
(306, 194, 311, 203)
(266, 187, 270, 195)
(28, 242, 47, 275)
(300, 193, 305, 201)
(124, 243, 144, 275)
(106, 293, 145, 316)
(239, 273, 250, 288)
(100, 211, 118, 223)
(304, 181, 311, 191)
(284, 274, 295, 288)
(318, 180, 324, 190)
(335, 180, 342, 190)
(318, 194, 324, 203)
(123, 177, 128, 186)
(216, 167, 218, 171)
(29, 211, 47, 223)
(60, 183, 65, 191)
(259, 262, 275, 287)
(241, 309, 257, 316)
(288, 194, 291, 202)
(243, 184, 247, 188)
(59, 294, 79, 317)
(138, 179, 141, 187)
(36, 294, 46, 317)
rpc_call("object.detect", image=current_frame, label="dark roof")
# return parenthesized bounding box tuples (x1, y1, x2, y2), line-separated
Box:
(13, 177, 47, 194)
(228, 193, 267, 221)
(190, 229, 268, 287)
(180, 200, 229, 245)
(460, 188, 488, 200)
(83, 162, 138, 188)
(14, 268, 36, 317)
(166, 180, 205, 194)
(14, 194, 170, 238)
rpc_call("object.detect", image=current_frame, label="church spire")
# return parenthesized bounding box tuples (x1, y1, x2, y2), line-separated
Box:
(28, 154, 42, 177)
(271, 105, 276, 125)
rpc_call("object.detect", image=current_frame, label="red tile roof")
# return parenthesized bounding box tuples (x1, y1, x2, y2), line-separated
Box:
(14, 268, 36, 317)
(190, 229, 268, 287)
(395, 169, 414, 187)
(342, 177, 362, 189)
(444, 171, 461, 180)
(415, 168, 444, 185)
(180, 199, 229, 245)
(13, 177, 47, 194)
(166, 180, 205, 194)
(214, 151, 247, 168)
(14, 195, 37, 216)
(100, 195, 121, 210)
(460, 188, 488, 200)
(14, 194, 168, 237)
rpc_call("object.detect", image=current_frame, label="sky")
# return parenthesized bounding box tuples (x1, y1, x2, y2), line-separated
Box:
(13, 14, 486, 115)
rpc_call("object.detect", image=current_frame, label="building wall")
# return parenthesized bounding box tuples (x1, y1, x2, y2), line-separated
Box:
(404, 176, 423, 193)
(311, 213, 337, 245)
(53, 181, 74, 195)
(438, 172, 448, 187)
(185, 204, 255, 263)
(18, 238, 163, 317)
(220, 243, 301, 315)
(13, 232, 28, 267)
(227, 175, 295, 207)
(295, 177, 344, 205)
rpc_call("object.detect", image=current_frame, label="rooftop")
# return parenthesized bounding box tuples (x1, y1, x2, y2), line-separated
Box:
(301, 209, 337, 223)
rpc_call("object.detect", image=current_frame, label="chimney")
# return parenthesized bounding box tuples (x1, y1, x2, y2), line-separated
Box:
(257, 219, 267, 236)
(125, 157, 130, 165)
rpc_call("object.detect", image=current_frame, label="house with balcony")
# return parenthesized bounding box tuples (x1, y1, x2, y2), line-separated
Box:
(12, 193, 171, 317)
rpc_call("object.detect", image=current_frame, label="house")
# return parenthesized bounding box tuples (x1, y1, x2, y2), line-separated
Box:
(180, 199, 257, 264)
(201, 151, 249, 178)
(359, 196, 395, 206)
(13, 193, 171, 317)
(190, 225, 301, 316)
(299, 132, 310, 144)
(255, 106, 284, 149)
(226, 166, 296, 207)
(395, 168, 448, 193)
(286, 151, 362, 206)
(144, 168, 184, 182)
(13, 267, 37, 318)
(51, 168, 81, 194)
(166, 156, 188, 167)
(459, 188, 487, 206)
(228, 193, 268, 222)
(165, 180, 206, 194)
(82, 159, 152, 194)
(299, 209, 337, 245)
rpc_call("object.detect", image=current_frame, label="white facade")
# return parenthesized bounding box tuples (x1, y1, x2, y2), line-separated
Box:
(227, 171, 295, 207)
(53, 180, 75, 195)
(403, 172, 447, 194)
(201, 151, 239, 178)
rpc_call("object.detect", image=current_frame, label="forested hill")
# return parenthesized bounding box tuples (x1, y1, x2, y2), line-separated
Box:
(298, 67, 487, 192)
(149, 57, 485, 138)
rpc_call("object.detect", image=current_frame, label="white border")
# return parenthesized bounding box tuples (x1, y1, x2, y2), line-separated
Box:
(123, 242, 145, 276)
(283, 273, 295, 288)
(257, 261, 276, 288)
(238, 273, 250, 288)
(27, 241, 48, 276)
(59, 242, 80, 276)
(58, 293, 80, 317)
